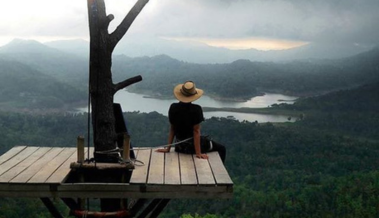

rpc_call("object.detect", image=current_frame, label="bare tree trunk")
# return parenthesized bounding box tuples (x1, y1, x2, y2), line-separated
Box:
(87, 0, 148, 162)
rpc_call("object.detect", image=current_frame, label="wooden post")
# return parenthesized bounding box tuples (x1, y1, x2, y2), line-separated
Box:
(77, 136, 85, 163)
(122, 133, 131, 161)
(76, 136, 86, 210)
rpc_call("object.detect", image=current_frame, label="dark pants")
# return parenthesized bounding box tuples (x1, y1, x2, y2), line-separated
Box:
(209, 140, 226, 163)
(175, 136, 226, 163)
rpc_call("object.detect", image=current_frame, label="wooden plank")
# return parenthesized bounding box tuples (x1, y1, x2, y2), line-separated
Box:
(178, 153, 197, 185)
(193, 155, 215, 185)
(54, 190, 233, 199)
(129, 148, 151, 184)
(0, 147, 51, 183)
(55, 185, 233, 199)
(46, 148, 88, 184)
(146, 185, 229, 193)
(207, 152, 233, 185)
(59, 183, 138, 190)
(147, 149, 164, 184)
(29, 148, 76, 183)
(0, 182, 232, 199)
(0, 146, 39, 176)
(164, 151, 180, 185)
(70, 162, 134, 170)
(11, 147, 64, 183)
(56, 183, 232, 199)
(0, 146, 26, 165)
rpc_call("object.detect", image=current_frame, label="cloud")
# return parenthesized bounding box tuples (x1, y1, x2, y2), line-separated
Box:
(1, 0, 378, 46)
(138, 0, 379, 45)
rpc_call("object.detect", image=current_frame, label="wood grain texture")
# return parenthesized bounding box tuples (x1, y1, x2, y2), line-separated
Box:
(164, 151, 180, 185)
(11, 147, 64, 183)
(46, 148, 84, 184)
(0, 146, 39, 176)
(178, 153, 197, 185)
(193, 155, 215, 185)
(0, 146, 26, 165)
(148, 149, 164, 184)
(207, 152, 233, 185)
(129, 148, 151, 184)
(29, 148, 76, 183)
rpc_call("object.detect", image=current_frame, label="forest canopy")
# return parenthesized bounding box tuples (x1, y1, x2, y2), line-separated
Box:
(0, 81, 378, 217)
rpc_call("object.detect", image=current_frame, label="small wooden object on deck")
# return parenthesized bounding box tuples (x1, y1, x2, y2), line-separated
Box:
(122, 133, 131, 161)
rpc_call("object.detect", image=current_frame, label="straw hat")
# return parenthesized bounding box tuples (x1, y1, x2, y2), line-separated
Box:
(173, 81, 204, 103)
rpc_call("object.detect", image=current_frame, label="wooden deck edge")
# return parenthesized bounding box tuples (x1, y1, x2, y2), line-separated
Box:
(0, 183, 233, 199)
(0, 191, 233, 199)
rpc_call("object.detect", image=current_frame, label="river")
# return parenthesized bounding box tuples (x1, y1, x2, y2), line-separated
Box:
(78, 90, 297, 123)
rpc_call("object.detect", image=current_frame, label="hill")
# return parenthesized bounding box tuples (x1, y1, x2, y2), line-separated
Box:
(275, 82, 379, 140)
(0, 58, 86, 111)
(291, 82, 379, 112)
(0, 39, 88, 84)
(0, 39, 378, 107)
(112, 47, 379, 100)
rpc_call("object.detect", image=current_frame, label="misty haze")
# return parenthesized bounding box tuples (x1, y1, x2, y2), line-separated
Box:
(0, 0, 378, 217)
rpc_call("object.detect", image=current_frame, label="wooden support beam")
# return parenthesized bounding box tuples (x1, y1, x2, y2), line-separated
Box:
(70, 162, 134, 170)
(61, 198, 80, 211)
(40, 198, 64, 218)
(77, 136, 85, 163)
(149, 199, 170, 218)
(137, 199, 161, 218)
(128, 199, 148, 216)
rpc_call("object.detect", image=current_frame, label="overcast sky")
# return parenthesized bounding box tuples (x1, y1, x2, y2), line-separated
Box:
(0, 0, 378, 50)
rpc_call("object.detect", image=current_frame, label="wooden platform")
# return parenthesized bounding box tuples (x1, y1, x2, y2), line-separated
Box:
(0, 146, 233, 199)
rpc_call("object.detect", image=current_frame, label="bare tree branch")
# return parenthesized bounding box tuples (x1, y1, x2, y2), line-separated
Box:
(113, 75, 143, 94)
(109, 0, 149, 50)
(104, 14, 114, 29)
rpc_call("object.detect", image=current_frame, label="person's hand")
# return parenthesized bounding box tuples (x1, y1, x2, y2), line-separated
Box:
(156, 147, 170, 153)
(196, 153, 208, 159)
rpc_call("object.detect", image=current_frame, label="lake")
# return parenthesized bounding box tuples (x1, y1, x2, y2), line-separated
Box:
(78, 90, 298, 123)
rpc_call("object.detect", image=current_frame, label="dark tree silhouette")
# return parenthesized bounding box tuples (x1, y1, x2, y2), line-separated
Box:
(87, 0, 148, 161)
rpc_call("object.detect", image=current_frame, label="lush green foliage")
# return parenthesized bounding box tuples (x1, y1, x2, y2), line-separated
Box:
(280, 82, 379, 140)
(1, 85, 379, 217)
(0, 43, 379, 217)
(0, 112, 89, 154)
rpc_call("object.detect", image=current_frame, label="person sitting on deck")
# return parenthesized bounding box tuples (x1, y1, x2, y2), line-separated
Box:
(156, 81, 226, 163)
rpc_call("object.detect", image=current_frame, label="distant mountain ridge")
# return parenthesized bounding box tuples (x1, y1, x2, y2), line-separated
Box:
(0, 58, 85, 111)
(110, 46, 379, 99)
(42, 37, 374, 63)
(0, 39, 88, 84)
(0, 39, 378, 108)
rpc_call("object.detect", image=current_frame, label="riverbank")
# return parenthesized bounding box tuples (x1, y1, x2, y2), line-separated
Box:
(203, 106, 302, 117)
(0, 100, 88, 115)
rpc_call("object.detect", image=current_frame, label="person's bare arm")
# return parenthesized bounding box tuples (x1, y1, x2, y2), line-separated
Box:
(156, 125, 174, 153)
(193, 124, 208, 159)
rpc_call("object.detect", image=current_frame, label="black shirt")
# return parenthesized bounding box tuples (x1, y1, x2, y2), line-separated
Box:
(168, 102, 204, 140)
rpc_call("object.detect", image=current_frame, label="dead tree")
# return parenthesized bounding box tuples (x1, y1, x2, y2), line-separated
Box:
(87, 0, 148, 162)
